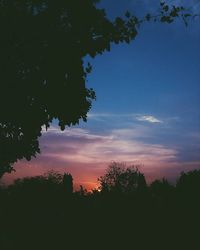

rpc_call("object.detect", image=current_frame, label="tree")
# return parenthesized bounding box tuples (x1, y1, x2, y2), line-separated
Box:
(98, 162, 146, 193)
(176, 170, 200, 194)
(12, 170, 63, 188)
(62, 172, 73, 194)
(44, 169, 63, 185)
(150, 178, 174, 198)
(0, 0, 190, 176)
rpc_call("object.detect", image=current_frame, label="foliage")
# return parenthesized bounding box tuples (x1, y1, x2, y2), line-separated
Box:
(9, 170, 74, 197)
(98, 162, 147, 193)
(63, 172, 73, 194)
(176, 169, 200, 193)
(75, 185, 88, 196)
(44, 170, 63, 184)
(150, 178, 174, 195)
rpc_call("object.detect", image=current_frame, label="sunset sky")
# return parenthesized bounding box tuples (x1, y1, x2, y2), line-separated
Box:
(3, 0, 200, 190)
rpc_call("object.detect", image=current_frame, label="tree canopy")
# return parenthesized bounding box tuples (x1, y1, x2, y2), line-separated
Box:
(98, 162, 147, 193)
(0, 0, 191, 176)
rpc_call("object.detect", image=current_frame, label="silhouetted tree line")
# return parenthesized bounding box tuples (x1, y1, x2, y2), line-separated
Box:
(0, 162, 200, 249)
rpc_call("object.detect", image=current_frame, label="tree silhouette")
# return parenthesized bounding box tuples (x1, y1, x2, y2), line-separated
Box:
(150, 178, 174, 206)
(176, 170, 200, 191)
(0, 0, 190, 176)
(11, 170, 63, 192)
(62, 172, 73, 194)
(75, 185, 88, 196)
(150, 178, 174, 196)
(98, 162, 146, 193)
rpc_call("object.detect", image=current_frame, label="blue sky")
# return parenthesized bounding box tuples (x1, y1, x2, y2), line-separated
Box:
(3, 0, 200, 190)
(85, 0, 200, 166)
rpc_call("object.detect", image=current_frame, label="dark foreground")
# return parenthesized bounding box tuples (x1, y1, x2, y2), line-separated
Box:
(1, 170, 200, 250)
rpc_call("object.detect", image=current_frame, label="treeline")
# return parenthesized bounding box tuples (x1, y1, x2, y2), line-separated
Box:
(0, 162, 200, 249)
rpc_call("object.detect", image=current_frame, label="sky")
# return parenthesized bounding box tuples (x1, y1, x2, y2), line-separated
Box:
(2, 0, 200, 190)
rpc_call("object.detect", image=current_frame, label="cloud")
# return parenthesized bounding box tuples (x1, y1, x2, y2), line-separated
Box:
(39, 127, 177, 169)
(136, 115, 163, 123)
(43, 126, 111, 141)
(88, 112, 163, 123)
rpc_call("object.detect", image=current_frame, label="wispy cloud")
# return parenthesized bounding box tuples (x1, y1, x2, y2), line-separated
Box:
(88, 112, 163, 124)
(40, 126, 177, 166)
(44, 126, 112, 141)
(136, 115, 163, 123)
